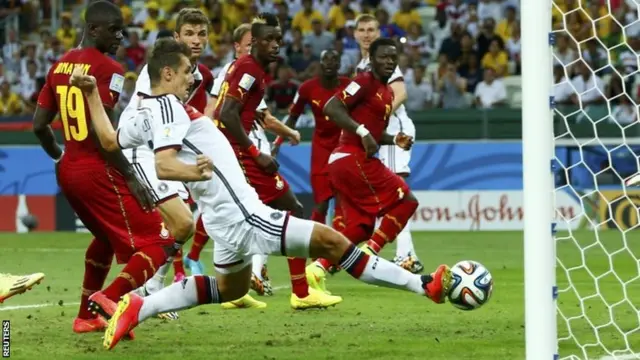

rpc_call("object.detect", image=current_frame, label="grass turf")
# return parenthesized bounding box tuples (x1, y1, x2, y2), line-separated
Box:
(0, 231, 638, 360)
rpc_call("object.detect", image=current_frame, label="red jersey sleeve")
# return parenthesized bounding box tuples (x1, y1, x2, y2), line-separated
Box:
(289, 80, 308, 117)
(225, 61, 261, 105)
(95, 61, 125, 109)
(336, 73, 372, 109)
(37, 66, 58, 111)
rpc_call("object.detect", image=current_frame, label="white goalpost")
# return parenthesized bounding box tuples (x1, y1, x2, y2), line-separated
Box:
(525, 0, 640, 359)
(523, 0, 556, 359)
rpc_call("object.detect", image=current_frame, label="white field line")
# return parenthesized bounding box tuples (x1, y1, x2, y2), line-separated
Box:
(0, 285, 289, 312)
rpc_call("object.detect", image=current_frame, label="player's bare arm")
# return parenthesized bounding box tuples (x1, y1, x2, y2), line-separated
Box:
(262, 110, 300, 144)
(204, 97, 217, 119)
(221, 96, 279, 173)
(324, 97, 378, 157)
(389, 80, 407, 113)
(33, 106, 64, 161)
(220, 96, 255, 149)
(272, 112, 301, 156)
(155, 149, 213, 182)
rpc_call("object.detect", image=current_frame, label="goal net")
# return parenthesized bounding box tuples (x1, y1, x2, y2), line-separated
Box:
(551, 1, 640, 359)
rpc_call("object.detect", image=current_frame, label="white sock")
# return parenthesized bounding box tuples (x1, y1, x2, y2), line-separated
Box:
(395, 223, 416, 258)
(340, 246, 423, 295)
(137, 257, 172, 295)
(251, 254, 267, 279)
(139, 275, 221, 322)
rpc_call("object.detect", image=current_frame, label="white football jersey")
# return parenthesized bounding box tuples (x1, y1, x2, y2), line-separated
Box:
(117, 94, 264, 229)
(356, 57, 410, 121)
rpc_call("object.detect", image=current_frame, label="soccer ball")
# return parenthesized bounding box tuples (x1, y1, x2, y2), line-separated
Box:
(447, 260, 493, 311)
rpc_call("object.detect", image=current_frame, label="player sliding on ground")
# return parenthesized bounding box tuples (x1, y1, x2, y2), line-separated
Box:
(33, 0, 179, 336)
(70, 32, 452, 352)
(307, 36, 431, 293)
(119, 8, 265, 311)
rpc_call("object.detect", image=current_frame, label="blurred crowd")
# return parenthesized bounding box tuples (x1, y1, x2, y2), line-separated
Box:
(1, 0, 639, 122)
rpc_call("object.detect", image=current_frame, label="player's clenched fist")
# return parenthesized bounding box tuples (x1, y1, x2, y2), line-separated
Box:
(196, 155, 213, 180)
(69, 67, 97, 92)
(394, 132, 414, 151)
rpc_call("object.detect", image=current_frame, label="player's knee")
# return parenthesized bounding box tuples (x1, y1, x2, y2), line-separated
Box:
(404, 191, 419, 208)
(309, 224, 349, 263)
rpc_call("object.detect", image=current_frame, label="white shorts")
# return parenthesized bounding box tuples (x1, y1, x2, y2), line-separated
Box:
(379, 113, 415, 175)
(204, 204, 315, 274)
(124, 146, 189, 203)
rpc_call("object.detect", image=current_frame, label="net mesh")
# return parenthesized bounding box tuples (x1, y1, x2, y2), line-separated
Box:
(552, 1, 640, 359)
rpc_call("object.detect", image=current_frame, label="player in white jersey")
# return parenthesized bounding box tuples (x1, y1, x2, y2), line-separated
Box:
(69, 36, 451, 351)
(120, 11, 266, 310)
(354, 14, 423, 273)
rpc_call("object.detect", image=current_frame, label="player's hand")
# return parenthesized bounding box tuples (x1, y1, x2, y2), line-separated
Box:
(288, 130, 301, 145)
(69, 67, 97, 93)
(196, 154, 213, 180)
(395, 132, 414, 150)
(125, 176, 155, 212)
(254, 152, 279, 174)
(362, 134, 378, 158)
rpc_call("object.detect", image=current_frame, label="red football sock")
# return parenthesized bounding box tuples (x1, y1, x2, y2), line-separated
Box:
(78, 238, 113, 319)
(315, 258, 333, 271)
(173, 248, 185, 274)
(366, 198, 418, 253)
(310, 209, 326, 224)
(102, 245, 167, 302)
(287, 257, 309, 298)
(188, 215, 209, 261)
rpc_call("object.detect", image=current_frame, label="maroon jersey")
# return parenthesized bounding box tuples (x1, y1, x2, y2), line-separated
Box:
(213, 54, 266, 147)
(37, 47, 124, 166)
(186, 63, 214, 113)
(334, 72, 394, 154)
(290, 76, 350, 154)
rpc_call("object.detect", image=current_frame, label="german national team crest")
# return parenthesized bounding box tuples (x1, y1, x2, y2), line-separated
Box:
(270, 212, 283, 221)
(275, 175, 284, 190)
(158, 182, 168, 193)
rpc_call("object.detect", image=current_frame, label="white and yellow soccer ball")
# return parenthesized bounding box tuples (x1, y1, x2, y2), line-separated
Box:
(448, 260, 493, 311)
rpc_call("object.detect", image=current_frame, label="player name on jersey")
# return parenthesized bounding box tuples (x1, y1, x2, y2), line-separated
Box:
(52, 62, 92, 76)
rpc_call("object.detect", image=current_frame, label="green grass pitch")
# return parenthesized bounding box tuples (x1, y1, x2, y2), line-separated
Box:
(0, 231, 638, 360)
